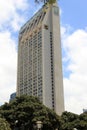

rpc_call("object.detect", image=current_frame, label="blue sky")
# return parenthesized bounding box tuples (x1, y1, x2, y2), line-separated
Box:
(59, 0, 87, 29)
(0, 0, 87, 114)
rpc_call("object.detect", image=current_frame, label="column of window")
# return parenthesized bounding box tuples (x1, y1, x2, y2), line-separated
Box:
(37, 30, 43, 102)
(50, 32, 55, 110)
(23, 41, 28, 95)
(28, 37, 33, 95)
(18, 43, 24, 95)
(32, 33, 38, 96)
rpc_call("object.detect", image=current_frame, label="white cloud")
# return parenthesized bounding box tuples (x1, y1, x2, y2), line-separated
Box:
(0, 0, 29, 31)
(0, 31, 17, 104)
(0, 1, 36, 104)
(0, 0, 31, 104)
(62, 27, 87, 114)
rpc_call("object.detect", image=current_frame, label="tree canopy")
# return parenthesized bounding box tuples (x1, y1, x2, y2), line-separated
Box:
(35, 0, 56, 4)
(60, 111, 87, 130)
(1, 96, 87, 130)
(0, 95, 60, 130)
(0, 117, 11, 130)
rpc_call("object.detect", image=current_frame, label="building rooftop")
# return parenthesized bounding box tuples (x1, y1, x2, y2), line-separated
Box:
(19, 4, 48, 35)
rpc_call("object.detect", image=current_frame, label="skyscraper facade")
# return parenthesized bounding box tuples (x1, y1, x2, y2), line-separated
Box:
(17, 2, 64, 115)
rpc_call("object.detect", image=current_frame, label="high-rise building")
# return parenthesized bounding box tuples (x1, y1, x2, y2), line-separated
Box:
(17, 1, 64, 115)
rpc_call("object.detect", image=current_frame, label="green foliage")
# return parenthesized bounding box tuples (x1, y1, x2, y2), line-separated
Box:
(35, 0, 56, 4)
(77, 113, 87, 130)
(49, 0, 56, 4)
(60, 111, 87, 130)
(0, 118, 11, 130)
(1, 96, 87, 130)
(61, 111, 79, 122)
(0, 95, 60, 130)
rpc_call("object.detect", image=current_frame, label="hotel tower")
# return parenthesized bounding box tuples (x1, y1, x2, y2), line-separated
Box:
(17, 1, 64, 115)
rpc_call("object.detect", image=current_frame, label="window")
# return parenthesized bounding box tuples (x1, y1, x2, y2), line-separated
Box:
(44, 24, 48, 30)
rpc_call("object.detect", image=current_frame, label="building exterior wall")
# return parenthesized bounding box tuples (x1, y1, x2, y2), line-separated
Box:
(17, 2, 64, 115)
(52, 4, 64, 115)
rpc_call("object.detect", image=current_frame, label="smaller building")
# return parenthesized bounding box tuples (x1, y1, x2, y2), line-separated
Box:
(10, 92, 16, 101)
(83, 109, 87, 113)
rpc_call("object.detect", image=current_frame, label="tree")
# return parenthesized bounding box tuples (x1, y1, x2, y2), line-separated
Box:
(35, 0, 56, 4)
(60, 111, 79, 130)
(77, 113, 87, 130)
(0, 95, 60, 130)
(60, 111, 87, 130)
(0, 117, 11, 130)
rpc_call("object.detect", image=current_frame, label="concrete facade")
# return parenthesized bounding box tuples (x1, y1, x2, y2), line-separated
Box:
(17, 2, 64, 115)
